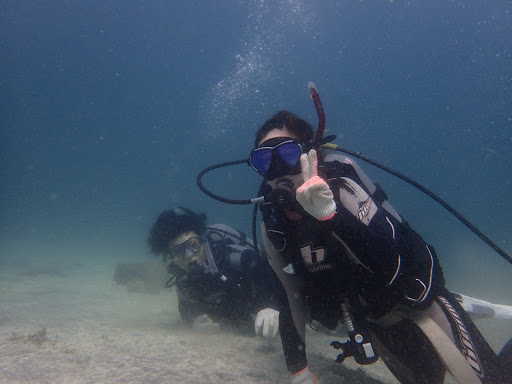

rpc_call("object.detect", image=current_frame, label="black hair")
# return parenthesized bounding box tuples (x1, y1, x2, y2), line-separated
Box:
(147, 207, 207, 258)
(254, 110, 315, 147)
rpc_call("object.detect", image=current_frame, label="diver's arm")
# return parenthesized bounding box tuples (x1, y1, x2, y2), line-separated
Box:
(244, 247, 280, 338)
(261, 222, 308, 373)
(176, 288, 204, 325)
(245, 246, 280, 312)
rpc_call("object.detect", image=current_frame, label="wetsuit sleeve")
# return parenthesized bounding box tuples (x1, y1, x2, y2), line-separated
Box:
(261, 222, 308, 373)
(328, 160, 443, 308)
(239, 246, 280, 312)
(176, 286, 204, 325)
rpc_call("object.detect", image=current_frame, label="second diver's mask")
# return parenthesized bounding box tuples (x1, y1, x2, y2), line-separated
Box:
(169, 236, 203, 263)
(249, 137, 304, 181)
(167, 235, 219, 275)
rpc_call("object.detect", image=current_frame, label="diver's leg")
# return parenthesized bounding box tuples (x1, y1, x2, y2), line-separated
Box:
(433, 290, 511, 383)
(369, 319, 446, 384)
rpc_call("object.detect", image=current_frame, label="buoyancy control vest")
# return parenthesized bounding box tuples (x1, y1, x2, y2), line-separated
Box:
(261, 151, 445, 318)
(261, 151, 400, 273)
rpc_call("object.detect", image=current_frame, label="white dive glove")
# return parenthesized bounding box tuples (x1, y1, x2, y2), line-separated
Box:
(254, 308, 279, 338)
(296, 149, 336, 221)
(290, 366, 318, 384)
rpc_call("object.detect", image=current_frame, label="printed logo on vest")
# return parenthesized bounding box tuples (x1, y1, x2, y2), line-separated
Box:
(358, 197, 372, 221)
(300, 243, 327, 266)
(338, 177, 377, 226)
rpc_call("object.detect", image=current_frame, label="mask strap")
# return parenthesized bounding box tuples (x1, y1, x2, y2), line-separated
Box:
(311, 134, 337, 150)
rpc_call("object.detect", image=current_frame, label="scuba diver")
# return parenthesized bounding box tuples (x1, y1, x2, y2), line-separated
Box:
(147, 207, 279, 338)
(246, 110, 512, 384)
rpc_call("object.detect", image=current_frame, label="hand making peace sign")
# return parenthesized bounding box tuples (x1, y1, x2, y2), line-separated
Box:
(295, 149, 337, 221)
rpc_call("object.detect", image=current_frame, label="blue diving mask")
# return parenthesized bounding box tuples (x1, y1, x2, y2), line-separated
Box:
(249, 137, 304, 181)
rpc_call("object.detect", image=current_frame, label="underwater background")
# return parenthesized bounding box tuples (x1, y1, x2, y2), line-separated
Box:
(1, 1, 511, 383)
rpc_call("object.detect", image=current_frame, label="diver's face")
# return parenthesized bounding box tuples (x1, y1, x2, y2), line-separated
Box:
(258, 127, 305, 190)
(168, 231, 206, 272)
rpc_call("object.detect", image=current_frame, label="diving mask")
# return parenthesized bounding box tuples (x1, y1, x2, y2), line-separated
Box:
(169, 236, 203, 263)
(249, 137, 304, 181)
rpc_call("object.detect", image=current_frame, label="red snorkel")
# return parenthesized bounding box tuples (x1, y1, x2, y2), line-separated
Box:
(309, 82, 326, 144)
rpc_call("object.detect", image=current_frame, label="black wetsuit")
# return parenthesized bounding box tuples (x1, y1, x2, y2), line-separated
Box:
(261, 152, 510, 384)
(173, 225, 276, 334)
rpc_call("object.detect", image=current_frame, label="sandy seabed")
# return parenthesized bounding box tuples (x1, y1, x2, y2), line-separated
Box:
(0, 257, 508, 384)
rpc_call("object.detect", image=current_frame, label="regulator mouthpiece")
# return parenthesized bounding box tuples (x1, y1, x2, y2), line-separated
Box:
(268, 180, 296, 209)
